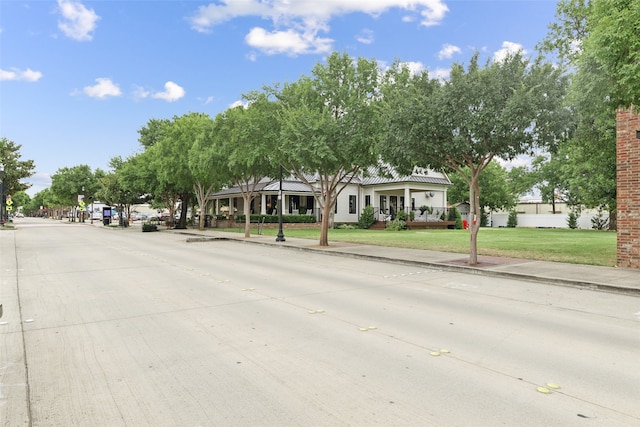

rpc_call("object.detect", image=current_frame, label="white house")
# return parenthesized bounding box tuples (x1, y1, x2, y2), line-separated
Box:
(207, 167, 452, 223)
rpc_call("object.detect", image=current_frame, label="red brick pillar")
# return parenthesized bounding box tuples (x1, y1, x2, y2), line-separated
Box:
(616, 107, 640, 268)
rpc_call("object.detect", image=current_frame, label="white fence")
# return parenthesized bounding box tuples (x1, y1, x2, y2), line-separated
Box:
(490, 213, 609, 229)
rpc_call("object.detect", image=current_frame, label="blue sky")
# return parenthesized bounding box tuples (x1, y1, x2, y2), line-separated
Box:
(1, 0, 559, 197)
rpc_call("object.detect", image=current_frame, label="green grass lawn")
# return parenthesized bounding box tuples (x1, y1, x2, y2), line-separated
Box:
(226, 226, 617, 267)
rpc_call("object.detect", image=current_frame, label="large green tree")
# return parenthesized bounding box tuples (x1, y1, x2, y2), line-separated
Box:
(530, 154, 572, 213)
(138, 115, 201, 228)
(587, 0, 640, 107)
(96, 157, 144, 225)
(275, 52, 382, 246)
(538, 0, 632, 228)
(187, 113, 229, 231)
(212, 93, 281, 237)
(381, 53, 568, 265)
(49, 165, 99, 220)
(0, 137, 36, 195)
(155, 114, 200, 228)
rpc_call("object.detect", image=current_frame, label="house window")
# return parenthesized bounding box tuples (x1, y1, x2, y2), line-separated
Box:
(365, 195, 371, 207)
(380, 195, 387, 213)
(289, 195, 299, 213)
(349, 195, 356, 214)
(390, 195, 397, 216)
(307, 196, 314, 208)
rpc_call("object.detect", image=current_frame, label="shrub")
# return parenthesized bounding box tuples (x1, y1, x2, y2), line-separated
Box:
(448, 207, 463, 229)
(385, 219, 407, 231)
(358, 205, 376, 229)
(396, 210, 408, 221)
(591, 208, 609, 230)
(480, 211, 489, 227)
(235, 214, 316, 224)
(335, 223, 357, 229)
(447, 207, 457, 222)
(142, 223, 158, 232)
(566, 211, 578, 229)
(507, 210, 518, 228)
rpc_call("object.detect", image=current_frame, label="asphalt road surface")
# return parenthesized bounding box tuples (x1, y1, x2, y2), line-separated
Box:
(1, 218, 639, 426)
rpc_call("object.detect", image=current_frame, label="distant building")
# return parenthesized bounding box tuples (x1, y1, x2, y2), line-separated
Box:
(207, 167, 452, 223)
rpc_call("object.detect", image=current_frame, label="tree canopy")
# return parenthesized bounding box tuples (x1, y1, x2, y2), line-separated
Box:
(587, 0, 640, 107)
(381, 53, 569, 264)
(49, 165, 100, 209)
(276, 51, 382, 246)
(536, 0, 637, 228)
(0, 137, 36, 195)
(211, 93, 281, 236)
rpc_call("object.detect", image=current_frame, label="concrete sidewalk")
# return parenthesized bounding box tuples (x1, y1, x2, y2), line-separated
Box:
(90, 220, 640, 296)
(168, 227, 640, 297)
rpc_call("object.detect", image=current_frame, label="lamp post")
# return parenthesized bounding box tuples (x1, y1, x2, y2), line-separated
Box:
(0, 164, 4, 226)
(276, 165, 286, 242)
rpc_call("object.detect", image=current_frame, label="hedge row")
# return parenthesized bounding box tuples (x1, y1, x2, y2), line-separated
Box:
(234, 214, 316, 223)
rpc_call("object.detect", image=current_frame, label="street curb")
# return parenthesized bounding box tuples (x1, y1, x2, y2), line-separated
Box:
(175, 231, 640, 297)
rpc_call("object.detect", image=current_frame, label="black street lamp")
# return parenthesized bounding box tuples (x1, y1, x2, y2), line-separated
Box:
(0, 164, 5, 226)
(276, 165, 286, 242)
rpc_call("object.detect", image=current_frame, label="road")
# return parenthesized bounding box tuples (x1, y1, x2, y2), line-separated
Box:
(1, 218, 639, 426)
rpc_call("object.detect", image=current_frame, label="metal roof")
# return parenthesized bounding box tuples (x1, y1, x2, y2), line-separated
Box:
(209, 180, 313, 197)
(207, 166, 450, 198)
(262, 181, 314, 193)
(361, 175, 451, 186)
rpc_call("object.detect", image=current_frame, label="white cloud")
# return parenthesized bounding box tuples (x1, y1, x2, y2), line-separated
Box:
(356, 29, 374, 45)
(493, 41, 526, 63)
(152, 81, 185, 102)
(418, 1, 449, 26)
(189, 0, 448, 55)
(132, 85, 151, 101)
(400, 61, 427, 76)
(0, 67, 43, 82)
(245, 27, 332, 56)
(83, 78, 121, 98)
(57, 0, 100, 41)
(229, 100, 248, 109)
(431, 67, 450, 81)
(438, 43, 460, 60)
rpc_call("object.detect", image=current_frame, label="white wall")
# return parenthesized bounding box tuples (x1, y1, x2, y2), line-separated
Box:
(334, 185, 360, 223)
(490, 213, 608, 229)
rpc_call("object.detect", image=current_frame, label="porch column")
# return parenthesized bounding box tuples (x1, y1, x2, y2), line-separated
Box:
(261, 193, 266, 214)
(404, 187, 411, 213)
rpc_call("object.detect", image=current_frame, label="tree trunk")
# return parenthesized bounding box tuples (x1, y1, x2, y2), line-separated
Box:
(319, 195, 331, 246)
(608, 207, 617, 231)
(176, 195, 189, 229)
(243, 194, 252, 238)
(468, 174, 481, 266)
(194, 182, 206, 231)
